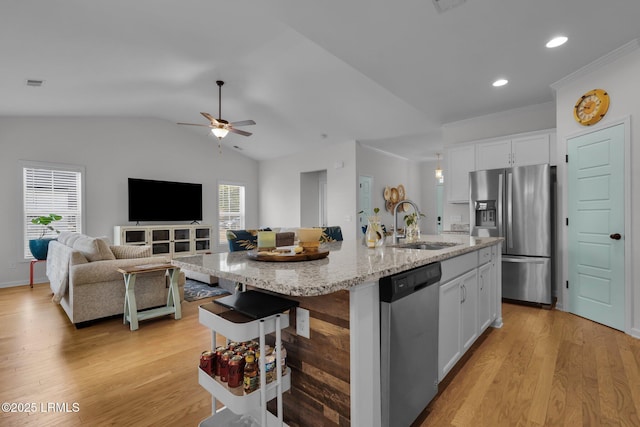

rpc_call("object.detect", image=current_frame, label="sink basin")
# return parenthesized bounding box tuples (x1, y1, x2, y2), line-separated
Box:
(394, 242, 459, 250)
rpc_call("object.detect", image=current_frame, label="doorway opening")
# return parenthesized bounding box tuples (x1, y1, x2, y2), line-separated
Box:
(300, 170, 327, 227)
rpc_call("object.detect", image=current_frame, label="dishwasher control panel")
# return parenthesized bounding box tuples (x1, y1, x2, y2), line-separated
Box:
(379, 262, 441, 302)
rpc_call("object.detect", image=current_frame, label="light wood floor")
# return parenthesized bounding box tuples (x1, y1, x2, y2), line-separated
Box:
(1, 284, 639, 427)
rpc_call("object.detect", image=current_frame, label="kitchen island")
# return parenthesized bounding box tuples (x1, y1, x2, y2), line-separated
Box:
(173, 234, 503, 427)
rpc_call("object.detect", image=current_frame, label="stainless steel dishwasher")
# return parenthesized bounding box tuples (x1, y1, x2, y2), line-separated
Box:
(380, 262, 441, 427)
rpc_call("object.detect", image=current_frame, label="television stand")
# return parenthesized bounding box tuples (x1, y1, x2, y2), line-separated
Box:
(114, 224, 213, 257)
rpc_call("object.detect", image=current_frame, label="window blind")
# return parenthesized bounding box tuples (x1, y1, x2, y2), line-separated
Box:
(218, 183, 245, 245)
(23, 166, 83, 258)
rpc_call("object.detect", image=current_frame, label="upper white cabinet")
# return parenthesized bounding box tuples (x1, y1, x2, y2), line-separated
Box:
(445, 144, 475, 203)
(476, 132, 555, 170)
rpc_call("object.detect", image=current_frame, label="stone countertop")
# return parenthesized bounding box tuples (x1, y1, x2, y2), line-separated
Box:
(172, 235, 503, 297)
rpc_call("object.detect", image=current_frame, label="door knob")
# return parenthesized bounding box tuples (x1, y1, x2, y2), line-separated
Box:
(610, 233, 622, 240)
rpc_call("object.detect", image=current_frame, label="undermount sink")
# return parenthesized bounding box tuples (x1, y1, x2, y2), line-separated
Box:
(394, 242, 460, 250)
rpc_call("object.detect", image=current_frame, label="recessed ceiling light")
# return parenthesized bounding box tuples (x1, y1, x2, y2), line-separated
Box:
(492, 79, 508, 87)
(546, 36, 568, 48)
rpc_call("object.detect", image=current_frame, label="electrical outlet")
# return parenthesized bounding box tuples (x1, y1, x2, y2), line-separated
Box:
(296, 307, 310, 338)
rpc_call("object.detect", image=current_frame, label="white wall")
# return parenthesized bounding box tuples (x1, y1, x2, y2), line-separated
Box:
(418, 160, 439, 235)
(355, 145, 423, 239)
(0, 117, 259, 287)
(258, 140, 358, 239)
(553, 41, 640, 336)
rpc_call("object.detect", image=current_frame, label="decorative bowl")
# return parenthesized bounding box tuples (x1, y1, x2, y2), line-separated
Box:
(298, 228, 322, 243)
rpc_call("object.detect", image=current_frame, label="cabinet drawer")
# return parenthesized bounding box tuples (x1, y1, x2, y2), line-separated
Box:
(478, 247, 492, 265)
(441, 251, 478, 283)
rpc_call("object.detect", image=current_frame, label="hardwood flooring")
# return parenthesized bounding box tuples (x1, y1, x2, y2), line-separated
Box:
(1, 283, 639, 426)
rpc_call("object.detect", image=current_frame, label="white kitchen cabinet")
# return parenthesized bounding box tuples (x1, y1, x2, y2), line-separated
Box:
(445, 144, 475, 203)
(478, 261, 493, 332)
(114, 224, 212, 258)
(476, 132, 553, 170)
(438, 245, 503, 382)
(438, 250, 479, 381)
(438, 276, 462, 381)
(459, 269, 478, 353)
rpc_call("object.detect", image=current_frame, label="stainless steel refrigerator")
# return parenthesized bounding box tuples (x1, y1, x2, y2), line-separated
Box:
(469, 164, 553, 304)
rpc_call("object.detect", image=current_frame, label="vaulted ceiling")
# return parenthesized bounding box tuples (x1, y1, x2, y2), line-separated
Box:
(2, 0, 640, 160)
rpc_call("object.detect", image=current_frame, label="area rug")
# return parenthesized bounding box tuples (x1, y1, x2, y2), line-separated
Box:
(183, 278, 231, 302)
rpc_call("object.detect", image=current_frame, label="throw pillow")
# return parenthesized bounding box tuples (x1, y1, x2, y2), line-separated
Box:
(72, 236, 103, 262)
(95, 238, 116, 260)
(109, 245, 152, 259)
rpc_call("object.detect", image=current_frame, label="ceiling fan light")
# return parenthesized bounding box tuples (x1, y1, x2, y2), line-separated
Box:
(546, 36, 568, 48)
(211, 127, 229, 139)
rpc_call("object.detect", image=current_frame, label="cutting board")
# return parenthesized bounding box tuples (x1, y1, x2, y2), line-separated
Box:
(246, 249, 329, 262)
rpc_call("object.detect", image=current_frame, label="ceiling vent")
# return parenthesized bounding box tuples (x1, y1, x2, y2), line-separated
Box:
(26, 79, 45, 87)
(432, 0, 467, 13)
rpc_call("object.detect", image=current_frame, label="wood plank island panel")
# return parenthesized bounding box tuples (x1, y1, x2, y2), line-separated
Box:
(266, 290, 351, 427)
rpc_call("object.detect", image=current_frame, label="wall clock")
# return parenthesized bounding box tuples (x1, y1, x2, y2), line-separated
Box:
(573, 89, 610, 126)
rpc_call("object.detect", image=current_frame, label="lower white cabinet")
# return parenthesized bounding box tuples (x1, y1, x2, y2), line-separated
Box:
(438, 245, 500, 382)
(438, 268, 477, 381)
(478, 262, 493, 332)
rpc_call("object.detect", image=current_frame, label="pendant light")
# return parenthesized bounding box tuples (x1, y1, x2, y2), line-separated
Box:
(435, 153, 443, 180)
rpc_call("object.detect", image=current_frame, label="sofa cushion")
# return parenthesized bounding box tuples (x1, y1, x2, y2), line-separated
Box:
(72, 236, 115, 262)
(109, 245, 152, 259)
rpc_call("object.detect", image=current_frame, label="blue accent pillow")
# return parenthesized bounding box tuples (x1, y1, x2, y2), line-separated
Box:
(317, 226, 343, 242)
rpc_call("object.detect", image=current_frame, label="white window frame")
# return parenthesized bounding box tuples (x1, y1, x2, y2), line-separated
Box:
(21, 160, 86, 260)
(218, 181, 246, 246)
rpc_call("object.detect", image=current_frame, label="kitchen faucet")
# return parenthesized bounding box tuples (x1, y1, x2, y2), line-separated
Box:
(392, 199, 421, 244)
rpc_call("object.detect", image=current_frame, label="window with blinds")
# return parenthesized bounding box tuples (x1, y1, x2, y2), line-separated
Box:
(23, 163, 84, 259)
(218, 183, 245, 245)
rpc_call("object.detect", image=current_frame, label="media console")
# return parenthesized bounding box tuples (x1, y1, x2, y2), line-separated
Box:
(114, 224, 213, 258)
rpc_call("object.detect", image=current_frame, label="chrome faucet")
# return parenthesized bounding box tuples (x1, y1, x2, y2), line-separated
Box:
(392, 199, 422, 244)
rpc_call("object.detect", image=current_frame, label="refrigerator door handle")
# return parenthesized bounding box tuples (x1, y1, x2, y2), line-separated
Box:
(507, 172, 513, 249)
(498, 172, 504, 239)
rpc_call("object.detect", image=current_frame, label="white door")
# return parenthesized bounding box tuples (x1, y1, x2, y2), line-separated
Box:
(568, 123, 625, 331)
(358, 175, 372, 234)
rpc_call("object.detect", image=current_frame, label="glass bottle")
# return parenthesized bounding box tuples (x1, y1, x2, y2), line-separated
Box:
(243, 354, 259, 393)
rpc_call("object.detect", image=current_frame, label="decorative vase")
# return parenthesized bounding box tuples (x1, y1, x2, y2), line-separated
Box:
(405, 224, 420, 243)
(29, 238, 55, 260)
(365, 218, 384, 248)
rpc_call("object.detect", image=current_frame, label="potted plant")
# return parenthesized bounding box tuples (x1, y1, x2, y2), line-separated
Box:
(29, 214, 62, 260)
(403, 211, 425, 242)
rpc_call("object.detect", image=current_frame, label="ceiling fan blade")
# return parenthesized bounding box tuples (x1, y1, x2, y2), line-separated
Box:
(229, 127, 252, 137)
(229, 119, 256, 127)
(200, 112, 219, 124)
(177, 122, 213, 127)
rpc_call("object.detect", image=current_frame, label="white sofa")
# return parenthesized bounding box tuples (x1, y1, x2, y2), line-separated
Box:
(46, 232, 184, 326)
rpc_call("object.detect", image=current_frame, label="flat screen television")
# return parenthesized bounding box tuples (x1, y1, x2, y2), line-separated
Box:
(128, 178, 203, 222)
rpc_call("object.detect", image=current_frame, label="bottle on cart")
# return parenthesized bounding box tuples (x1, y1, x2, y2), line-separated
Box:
(243, 354, 259, 393)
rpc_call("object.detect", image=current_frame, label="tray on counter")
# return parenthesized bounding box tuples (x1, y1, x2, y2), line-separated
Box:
(246, 249, 329, 262)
